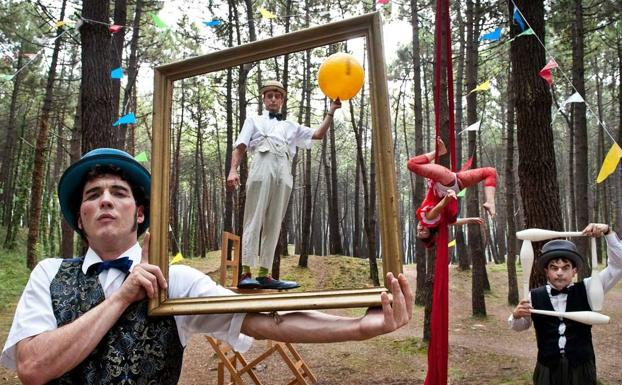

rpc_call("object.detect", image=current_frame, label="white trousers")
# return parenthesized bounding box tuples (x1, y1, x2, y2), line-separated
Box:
(242, 151, 293, 269)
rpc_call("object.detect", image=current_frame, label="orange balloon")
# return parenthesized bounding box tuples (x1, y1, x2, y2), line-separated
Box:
(317, 53, 364, 101)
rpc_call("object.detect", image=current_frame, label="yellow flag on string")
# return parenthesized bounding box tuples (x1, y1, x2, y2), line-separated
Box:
(596, 142, 622, 183)
(470, 80, 490, 94)
(448, 239, 456, 248)
(170, 252, 184, 264)
(259, 7, 276, 19)
(55, 21, 66, 28)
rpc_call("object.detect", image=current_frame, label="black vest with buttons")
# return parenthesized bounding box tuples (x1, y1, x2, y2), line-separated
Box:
(530, 281, 594, 367)
(48, 258, 184, 385)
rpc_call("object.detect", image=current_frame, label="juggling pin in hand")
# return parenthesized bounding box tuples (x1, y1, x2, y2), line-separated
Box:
(588, 238, 604, 311)
(520, 240, 534, 300)
(529, 309, 610, 326)
(516, 228, 583, 242)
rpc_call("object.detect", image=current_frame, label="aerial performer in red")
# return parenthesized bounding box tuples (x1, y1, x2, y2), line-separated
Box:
(407, 139, 497, 248)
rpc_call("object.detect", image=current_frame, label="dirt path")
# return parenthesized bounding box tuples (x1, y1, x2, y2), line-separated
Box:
(178, 264, 622, 385)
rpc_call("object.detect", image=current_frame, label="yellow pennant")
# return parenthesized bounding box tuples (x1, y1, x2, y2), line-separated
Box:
(448, 239, 456, 248)
(259, 7, 276, 19)
(55, 21, 66, 28)
(469, 80, 490, 94)
(596, 142, 622, 183)
(170, 252, 184, 264)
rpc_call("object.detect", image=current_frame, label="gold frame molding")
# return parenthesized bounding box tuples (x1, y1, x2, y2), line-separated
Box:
(149, 12, 402, 315)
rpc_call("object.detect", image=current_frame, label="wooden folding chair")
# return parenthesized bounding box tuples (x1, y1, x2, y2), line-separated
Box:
(206, 232, 317, 385)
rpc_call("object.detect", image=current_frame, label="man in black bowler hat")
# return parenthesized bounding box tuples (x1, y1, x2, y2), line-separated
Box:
(509, 223, 622, 385)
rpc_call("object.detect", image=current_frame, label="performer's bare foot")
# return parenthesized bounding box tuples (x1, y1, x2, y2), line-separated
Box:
(483, 202, 496, 217)
(436, 138, 447, 156)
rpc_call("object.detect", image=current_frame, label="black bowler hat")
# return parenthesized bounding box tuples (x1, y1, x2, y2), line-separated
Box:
(537, 239, 584, 271)
(58, 148, 151, 236)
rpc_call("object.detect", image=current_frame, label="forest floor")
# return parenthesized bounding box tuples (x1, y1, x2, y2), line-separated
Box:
(1, 250, 621, 385)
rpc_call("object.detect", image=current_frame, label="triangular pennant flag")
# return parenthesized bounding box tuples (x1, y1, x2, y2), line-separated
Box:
(516, 28, 535, 37)
(466, 120, 481, 131)
(558, 92, 585, 114)
(109, 24, 123, 33)
(480, 27, 502, 42)
(0, 74, 13, 81)
(150, 13, 168, 28)
(170, 252, 184, 264)
(539, 59, 558, 87)
(55, 21, 66, 29)
(460, 156, 473, 172)
(203, 19, 222, 27)
(113, 113, 136, 126)
(448, 239, 456, 248)
(596, 143, 622, 183)
(259, 7, 276, 19)
(468, 80, 490, 94)
(134, 151, 148, 163)
(513, 7, 526, 31)
(457, 189, 466, 197)
(23, 53, 37, 59)
(377, 0, 390, 4)
(111, 67, 123, 79)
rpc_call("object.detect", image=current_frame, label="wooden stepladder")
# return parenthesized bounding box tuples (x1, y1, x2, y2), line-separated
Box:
(206, 232, 317, 385)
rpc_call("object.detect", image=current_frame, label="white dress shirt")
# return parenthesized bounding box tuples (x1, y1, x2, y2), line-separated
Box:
(233, 112, 314, 158)
(508, 232, 622, 350)
(1, 243, 252, 370)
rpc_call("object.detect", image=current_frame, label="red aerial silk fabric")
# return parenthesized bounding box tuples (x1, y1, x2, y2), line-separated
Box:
(425, 0, 454, 384)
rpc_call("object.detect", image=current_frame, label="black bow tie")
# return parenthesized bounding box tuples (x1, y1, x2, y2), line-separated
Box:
(88, 257, 133, 275)
(269, 111, 283, 121)
(550, 286, 570, 296)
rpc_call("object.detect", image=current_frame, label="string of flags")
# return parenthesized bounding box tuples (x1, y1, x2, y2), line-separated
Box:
(466, 0, 620, 183)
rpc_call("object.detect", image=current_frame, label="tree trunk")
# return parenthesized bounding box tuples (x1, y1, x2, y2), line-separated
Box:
(505, 58, 519, 306)
(411, 0, 428, 305)
(80, 0, 114, 151)
(466, 0, 486, 316)
(26, 0, 67, 269)
(511, 0, 564, 287)
(571, 0, 589, 277)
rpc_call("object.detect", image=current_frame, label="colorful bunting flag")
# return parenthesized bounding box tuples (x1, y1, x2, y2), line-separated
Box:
(55, 21, 66, 29)
(539, 58, 558, 87)
(513, 7, 526, 31)
(0, 74, 13, 81)
(134, 151, 149, 163)
(113, 113, 136, 126)
(377, 0, 390, 4)
(466, 120, 481, 131)
(22, 53, 37, 59)
(480, 27, 502, 42)
(559, 92, 585, 112)
(109, 24, 123, 33)
(596, 143, 622, 183)
(259, 8, 276, 19)
(203, 20, 222, 27)
(457, 189, 466, 197)
(448, 240, 456, 248)
(111, 67, 123, 79)
(170, 252, 184, 264)
(150, 13, 168, 28)
(469, 80, 490, 94)
(460, 156, 474, 172)
(516, 28, 535, 38)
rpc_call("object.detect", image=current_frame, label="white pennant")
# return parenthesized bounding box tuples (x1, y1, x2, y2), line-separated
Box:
(559, 92, 585, 112)
(458, 120, 481, 135)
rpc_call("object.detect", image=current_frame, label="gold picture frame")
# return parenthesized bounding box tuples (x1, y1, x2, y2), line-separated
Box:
(149, 11, 402, 316)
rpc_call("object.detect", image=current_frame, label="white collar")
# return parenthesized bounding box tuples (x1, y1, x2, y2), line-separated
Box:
(81, 243, 142, 275)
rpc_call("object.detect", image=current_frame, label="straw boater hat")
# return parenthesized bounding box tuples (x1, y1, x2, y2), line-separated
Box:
(537, 239, 584, 271)
(259, 80, 286, 97)
(58, 148, 151, 236)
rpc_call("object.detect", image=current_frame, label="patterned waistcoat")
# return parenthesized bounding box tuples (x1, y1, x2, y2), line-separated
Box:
(48, 258, 184, 385)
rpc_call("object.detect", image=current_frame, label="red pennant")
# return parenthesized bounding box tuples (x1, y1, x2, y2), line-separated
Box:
(109, 24, 123, 33)
(377, 0, 390, 4)
(539, 58, 558, 87)
(459, 156, 473, 171)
